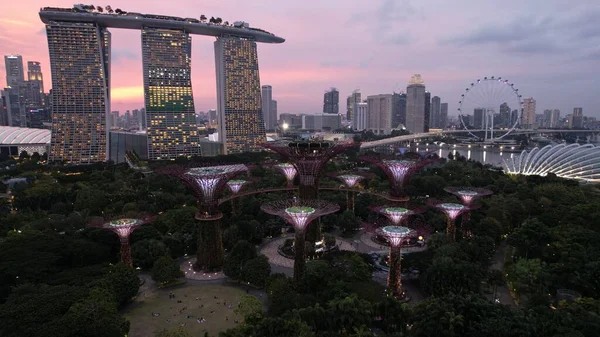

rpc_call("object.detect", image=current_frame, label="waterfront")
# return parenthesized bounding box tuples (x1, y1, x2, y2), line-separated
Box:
(413, 145, 517, 167)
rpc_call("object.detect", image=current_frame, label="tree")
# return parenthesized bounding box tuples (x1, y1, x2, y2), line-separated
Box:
(487, 269, 505, 300)
(155, 328, 191, 337)
(338, 210, 361, 233)
(242, 255, 271, 287)
(223, 240, 256, 280)
(507, 258, 548, 302)
(235, 294, 264, 320)
(507, 219, 552, 259)
(100, 263, 140, 307)
(200, 14, 207, 22)
(152, 256, 183, 284)
(131, 239, 168, 269)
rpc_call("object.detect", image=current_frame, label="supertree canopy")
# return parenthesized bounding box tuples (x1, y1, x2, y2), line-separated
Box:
(263, 139, 358, 200)
(429, 201, 470, 242)
(361, 153, 437, 199)
(261, 199, 340, 282)
(381, 225, 411, 298)
(89, 215, 153, 267)
(156, 164, 248, 271)
(336, 174, 364, 188)
(226, 179, 247, 194)
(275, 163, 298, 186)
(378, 207, 412, 225)
(444, 187, 493, 206)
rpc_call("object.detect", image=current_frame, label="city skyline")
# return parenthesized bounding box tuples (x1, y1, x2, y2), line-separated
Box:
(1, 0, 599, 117)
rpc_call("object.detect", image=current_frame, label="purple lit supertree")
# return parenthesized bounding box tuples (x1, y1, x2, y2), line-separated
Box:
(361, 153, 437, 200)
(261, 199, 340, 282)
(89, 215, 153, 267)
(156, 164, 248, 271)
(381, 225, 411, 298)
(444, 187, 493, 207)
(263, 139, 357, 243)
(336, 174, 365, 211)
(275, 163, 298, 186)
(227, 179, 248, 215)
(428, 201, 470, 242)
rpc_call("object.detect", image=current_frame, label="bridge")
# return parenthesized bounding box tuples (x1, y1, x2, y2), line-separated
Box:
(218, 186, 408, 205)
(360, 129, 600, 149)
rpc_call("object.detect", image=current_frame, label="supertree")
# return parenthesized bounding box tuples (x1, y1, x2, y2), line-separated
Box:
(444, 187, 493, 207)
(156, 164, 248, 271)
(361, 152, 437, 200)
(89, 215, 153, 267)
(380, 225, 412, 299)
(226, 179, 247, 215)
(261, 199, 340, 282)
(275, 163, 298, 187)
(428, 201, 470, 242)
(263, 139, 357, 243)
(335, 174, 365, 211)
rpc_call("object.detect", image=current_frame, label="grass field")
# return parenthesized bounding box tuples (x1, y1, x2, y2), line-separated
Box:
(124, 283, 248, 337)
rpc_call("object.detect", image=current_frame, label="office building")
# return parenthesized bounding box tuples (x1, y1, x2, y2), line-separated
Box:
(346, 90, 361, 121)
(279, 113, 303, 129)
(271, 100, 277, 127)
(27, 61, 44, 94)
(569, 108, 583, 129)
(109, 130, 148, 163)
(440, 102, 448, 129)
(353, 102, 368, 131)
(215, 37, 266, 154)
(323, 88, 339, 114)
(405, 74, 426, 133)
(392, 93, 406, 128)
(521, 97, 536, 129)
(44, 21, 110, 164)
(367, 94, 393, 135)
(4, 55, 24, 87)
(499, 103, 511, 127)
(473, 108, 485, 129)
(302, 113, 341, 131)
(0, 94, 7, 126)
(543, 109, 560, 128)
(429, 96, 440, 129)
(207, 109, 218, 127)
(424, 92, 431, 132)
(142, 28, 200, 160)
(261, 85, 276, 130)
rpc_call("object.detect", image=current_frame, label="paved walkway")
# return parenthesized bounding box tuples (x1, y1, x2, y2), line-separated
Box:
(486, 241, 517, 307)
(259, 236, 357, 268)
(180, 258, 227, 281)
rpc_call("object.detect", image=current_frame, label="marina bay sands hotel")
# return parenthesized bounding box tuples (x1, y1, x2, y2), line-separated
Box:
(39, 6, 285, 164)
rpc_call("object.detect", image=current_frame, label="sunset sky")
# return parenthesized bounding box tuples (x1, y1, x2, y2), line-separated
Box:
(1, 0, 599, 117)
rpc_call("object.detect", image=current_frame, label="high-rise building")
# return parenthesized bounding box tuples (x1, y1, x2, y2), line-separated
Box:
(440, 102, 448, 129)
(542, 109, 560, 128)
(346, 90, 361, 121)
(207, 109, 218, 127)
(2, 87, 24, 127)
(323, 88, 339, 114)
(4, 55, 24, 87)
(271, 100, 277, 127)
(367, 94, 393, 135)
(573, 107, 583, 117)
(473, 108, 485, 129)
(261, 85, 277, 130)
(430, 96, 441, 129)
(301, 113, 341, 131)
(353, 102, 368, 131)
(27, 61, 44, 94)
(279, 113, 303, 129)
(499, 103, 511, 127)
(0, 94, 7, 126)
(392, 92, 407, 128)
(142, 28, 200, 160)
(45, 22, 110, 163)
(424, 92, 431, 132)
(405, 74, 426, 133)
(521, 97, 536, 129)
(215, 37, 266, 154)
(569, 108, 583, 129)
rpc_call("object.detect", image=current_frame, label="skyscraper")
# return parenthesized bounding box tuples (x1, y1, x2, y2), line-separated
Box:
(367, 94, 393, 135)
(142, 28, 200, 160)
(323, 88, 339, 114)
(405, 74, 426, 133)
(45, 21, 110, 164)
(500, 103, 511, 127)
(27, 61, 44, 94)
(430, 95, 441, 129)
(474, 108, 485, 128)
(521, 97, 536, 129)
(392, 93, 407, 128)
(440, 103, 448, 129)
(4, 55, 24, 87)
(215, 37, 266, 154)
(207, 109, 218, 128)
(423, 92, 431, 132)
(353, 102, 368, 131)
(270, 100, 277, 127)
(262, 85, 273, 130)
(346, 90, 361, 121)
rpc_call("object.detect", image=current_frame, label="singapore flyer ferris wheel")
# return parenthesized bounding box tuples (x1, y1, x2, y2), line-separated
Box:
(458, 76, 523, 141)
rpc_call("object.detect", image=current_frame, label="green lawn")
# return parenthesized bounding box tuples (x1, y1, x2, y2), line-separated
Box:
(124, 283, 248, 337)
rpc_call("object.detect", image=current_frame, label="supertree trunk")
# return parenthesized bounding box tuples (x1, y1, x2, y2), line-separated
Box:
(120, 237, 133, 267)
(294, 229, 306, 283)
(195, 217, 224, 271)
(298, 183, 318, 200)
(447, 218, 456, 243)
(461, 212, 471, 238)
(388, 245, 403, 296)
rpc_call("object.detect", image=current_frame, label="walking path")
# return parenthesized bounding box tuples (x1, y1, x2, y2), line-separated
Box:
(486, 241, 517, 307)
(180, 258, 226, 281)
(259, 236, 356, 268)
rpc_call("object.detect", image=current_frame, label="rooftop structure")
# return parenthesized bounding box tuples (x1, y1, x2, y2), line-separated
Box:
(261, 199, 340, 282)
(39, 7, 284, 43)
(444, 187, 493, 206)
(275, 163, 298, 186)
(361, 152, 437, 199)
(263, 139, 358, 200)
(0, 126, 50, 157)
(157, 164, 247, 271)
(89, 216, 153, 266)
(503, 144, 600, 183)
(381, 225, 411, 298)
